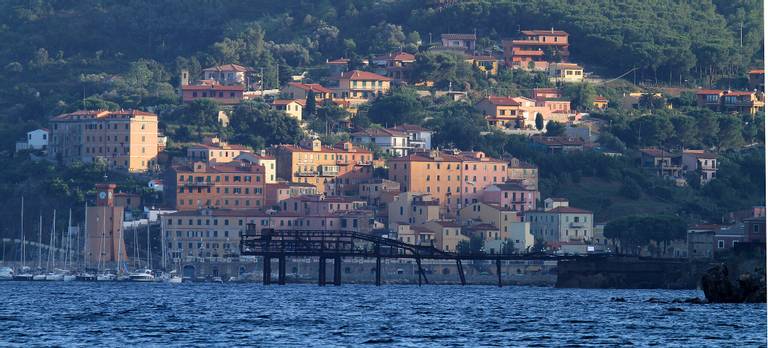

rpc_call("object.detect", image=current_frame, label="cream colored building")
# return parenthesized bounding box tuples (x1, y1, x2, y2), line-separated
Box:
(423, 221, 467, 252)
(331, 70, 391, 107)
(186, 137, 251, 163)
(524, 199, 593, 244)
(48, 109, 159, 172)
(387, 192, 441, 232)
(272, 99, 305, 121)
(548, 63, 584, 83)
(459, 202, 534, 252)
(235, 152, 277, 184)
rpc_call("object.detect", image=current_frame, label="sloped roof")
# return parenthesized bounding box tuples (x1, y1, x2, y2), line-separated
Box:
(203, 64, 252, 72)
(286, 82, 332, 94)
(339, 70, 392, 81)
(521, 29, 569, 36)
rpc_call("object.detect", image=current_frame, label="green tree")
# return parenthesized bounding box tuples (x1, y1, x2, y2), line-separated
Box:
(229, 101, 303, 147)
(535, 113, 544, 131)
(367, 87, 425, 126)
(545, 121, 565, 136)
(304, 90, 316, 119)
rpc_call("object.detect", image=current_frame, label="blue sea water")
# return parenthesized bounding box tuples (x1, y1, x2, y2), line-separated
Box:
(0, 282, 765, 347)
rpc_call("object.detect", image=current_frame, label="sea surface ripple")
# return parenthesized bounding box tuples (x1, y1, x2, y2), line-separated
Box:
(0, 283, 765, 347)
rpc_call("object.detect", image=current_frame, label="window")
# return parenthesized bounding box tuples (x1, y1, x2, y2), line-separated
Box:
(717, 240, 725, 249)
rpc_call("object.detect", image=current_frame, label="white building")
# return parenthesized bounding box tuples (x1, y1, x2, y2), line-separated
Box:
(234, 152, 277, 183)
(390, 124, 433, 150)
(524, 198, 593, 244)
(16, 128, 48, 152)
(351, 128, 410, 156)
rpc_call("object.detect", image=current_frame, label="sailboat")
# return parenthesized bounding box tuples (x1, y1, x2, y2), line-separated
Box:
(14, 197, 34, 281)
(96, 206, 115, 281)
(129, 223, 155, 282)
(77, 202, 95, 281)
(32, 215, 46, 281)
(44, 210, 65, 281)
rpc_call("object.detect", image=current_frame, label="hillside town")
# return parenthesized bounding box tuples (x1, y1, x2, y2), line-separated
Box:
(7, 26, 766, 281)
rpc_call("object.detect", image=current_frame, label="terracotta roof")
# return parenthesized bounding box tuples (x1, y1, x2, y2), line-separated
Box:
(203, 64, 252, 72)
(286, 82, 332, 94)
(339, 70, 391, 81)
(695, 89, 724, 95)
(388, 150, 505, 164)
(594, 96, 608, 102)
(482, 96, 523, 106)
(521, 29, 569, 36)
(173, 161, 264, 174)
(724, 91, 758, 96)
(374, 52, 416, 61)
(441, 33, 477, 40)
(748, 69, 765, 74)
(187, 142, 251, 151)
(51, 109, 156, 121)
(275, 143, 372, 154)
(272, 99, 306, 107)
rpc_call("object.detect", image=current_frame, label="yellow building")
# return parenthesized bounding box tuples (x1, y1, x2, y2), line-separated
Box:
(467, 55, 500, 76)
(548, 63, 584, 83)
(271, 99, 305, 121)
(48, 109, 159, 172)
(423, 221, 468, 252)
(272, 140, 374, 195)
(331, 70, 391, 108)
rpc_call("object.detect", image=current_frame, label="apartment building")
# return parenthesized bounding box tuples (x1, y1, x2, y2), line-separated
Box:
(166, 161, 266, 211)
(48, 109, 159, 172)
(330, 70, 391, 105)
(351, 127, 410, 156)
(387, 192, 441, 231)
(387, 150, 508, 216)
(524, 199, 593, 244)
(502, 29, 569, 67)
(272, 140, 374, 195)
(186, 137, 251, 163)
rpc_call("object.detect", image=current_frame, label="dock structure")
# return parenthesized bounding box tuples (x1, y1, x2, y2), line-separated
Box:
(239, 225, 574, 287)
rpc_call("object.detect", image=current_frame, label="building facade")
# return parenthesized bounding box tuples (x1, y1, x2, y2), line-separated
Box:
(48, 109, 159, 172)
(167, 161, 266, 211)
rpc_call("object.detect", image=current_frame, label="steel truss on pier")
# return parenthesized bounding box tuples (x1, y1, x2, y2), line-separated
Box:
(239, 224, 577, 287)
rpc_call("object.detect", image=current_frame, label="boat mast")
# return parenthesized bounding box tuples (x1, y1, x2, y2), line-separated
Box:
(161, 218, 166, 271)
(37, 215, 42, 270)
(133, 224, 139, 269)
(82, 201, 88, 272)
(20, 196, 24, 269)
(146, 223, 152, 269)
(65, 209, 72, 270)
(116, 223, 123, 275)
(98, 206, 106, 273)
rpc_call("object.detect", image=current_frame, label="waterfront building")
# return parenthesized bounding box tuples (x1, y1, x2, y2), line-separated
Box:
(166, 161, 266, 211)
(524, 199, 594, 245)
(422, 221, 467, 252)
(48, 109, 159, 172)
(272, 140, 374, 195)
(459, 201, 534, 252)
(387, 192, 441, 232)
(387, 150, 508, 216)
(279, 195, 367, 215)
(85, 184, 128, 266)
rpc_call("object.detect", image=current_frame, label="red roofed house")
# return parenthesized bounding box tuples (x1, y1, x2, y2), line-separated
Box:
(371, 52, 417, 82)
(475, 95, 572, 130)
(331, 70, 392, 107)
(695, 89, 765, 115)
(282, 82, 333, 101)
(181, 81, 244, 105)
(502, 29, 569, 68)
(523, 198, 593, 245)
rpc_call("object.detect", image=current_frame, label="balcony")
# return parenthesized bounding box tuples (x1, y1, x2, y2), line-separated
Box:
(180, 181, 214, 187)
(295, 170, 318, 177)
(569, 222, 585, 229)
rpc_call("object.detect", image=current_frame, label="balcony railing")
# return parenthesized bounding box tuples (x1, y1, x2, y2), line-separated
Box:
(180, 181, 214, 187)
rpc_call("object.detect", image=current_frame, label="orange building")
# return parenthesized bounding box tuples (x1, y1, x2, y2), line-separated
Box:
(475, 95, 571, 129)
(387, 150, 508, 216)
(167, 161, 266, 211)
(186, 137, 251, 163)
(503, 29, 569, 67)
(181, 82, 244, 105)
(85, 184, 128, 266)
(272, 140, 374, 195)
(48, 109, 159, 172)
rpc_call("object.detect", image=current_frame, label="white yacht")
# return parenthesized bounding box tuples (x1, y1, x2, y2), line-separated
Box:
(32, 274, 47, 281)
(129, 269, 155, 282)
(45, 273, 64, 281)
(0, 267, 14, 280)
(163, 271, 182, 284)
(96, 273, 116, 281)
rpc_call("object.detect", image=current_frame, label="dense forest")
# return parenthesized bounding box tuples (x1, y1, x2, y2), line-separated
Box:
(0, 0, 763, 239)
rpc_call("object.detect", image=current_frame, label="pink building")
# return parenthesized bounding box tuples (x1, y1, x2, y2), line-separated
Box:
(481, 181, 538, 212)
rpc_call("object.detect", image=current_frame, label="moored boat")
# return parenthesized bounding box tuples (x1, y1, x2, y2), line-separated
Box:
(0, 267, 14, 281)
(129, 269, 155, 282)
